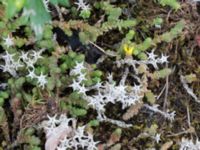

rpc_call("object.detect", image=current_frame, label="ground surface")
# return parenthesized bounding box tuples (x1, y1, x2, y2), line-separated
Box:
(0, 0, 200, 150)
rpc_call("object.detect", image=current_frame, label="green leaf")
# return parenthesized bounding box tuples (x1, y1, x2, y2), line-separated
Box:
(159, 0, 180, 10)
(153, 68, 172, 79)
(15, 77, 26, 89)
(47, 77, 56, 91)
(25, 128, 35, 136)
(145, 91, 156, 104)
(5, 0, 18, 19)
(79, 31, 90, 44)
(0, 98, 4, 107)
(49, 0, 70, 7)
(71, 107, 87, 117)
(27, 136, 41, 145)
(0, 22, 6, 29)
(0, 91, 9, 99)
(137, 38, 153, 52)
(15, 0, 26, 11)
(0, 107, 6, 125)
(79, 10, 91, 19)
(88, 120, 100, 127)
(25, 0, 51, 39)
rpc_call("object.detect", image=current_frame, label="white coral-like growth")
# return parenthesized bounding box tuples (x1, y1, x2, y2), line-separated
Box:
(153, 133, 161, 144)
(0, 83, 7, 89)
(75, 0, 90, 11)
(27, 69, 48, 89)
(3, 35, 14, 48)
(36, 72, 48, 89)
(116, 50, 168, 71)
(179, 138, 200, 150)
(144, 104, 175, 122)
(0, 49, 47, 89)
(20, 49, 45, 68)
(69, 50, 173, 127)
(0, 51, 23, 76)
(69, 62, 144, 127)
(70, 62, 143, 112)
(41, 114, 99, 150)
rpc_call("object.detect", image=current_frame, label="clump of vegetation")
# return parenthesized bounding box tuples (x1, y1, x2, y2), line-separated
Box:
(0, 0, 200, 149)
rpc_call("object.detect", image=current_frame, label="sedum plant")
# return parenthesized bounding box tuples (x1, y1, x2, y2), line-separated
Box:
(0, 0, 191, 149)
(157, 0, 181, 10)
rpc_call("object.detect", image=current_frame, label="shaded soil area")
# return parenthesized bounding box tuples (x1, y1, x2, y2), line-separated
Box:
(0, 0, 200, 150)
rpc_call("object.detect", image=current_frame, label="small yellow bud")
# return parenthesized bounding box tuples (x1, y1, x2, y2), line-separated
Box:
(123, 44, 134, 56)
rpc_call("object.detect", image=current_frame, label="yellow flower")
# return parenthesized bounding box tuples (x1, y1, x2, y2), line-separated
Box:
(123, 44, 134, 56)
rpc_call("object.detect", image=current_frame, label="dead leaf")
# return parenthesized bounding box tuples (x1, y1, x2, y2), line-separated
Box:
(161, 141, 173, 150)
(122, 102, 143, 120)
(45, 123, 74, 150)
(107, 129, 122, 147)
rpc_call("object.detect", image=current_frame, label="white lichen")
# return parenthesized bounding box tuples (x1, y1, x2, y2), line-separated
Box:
(40, 114, 99, 150)
(179, 138, 200, 150)
(3, 35, 14, 48)
(0, 49, 47, 89)
(75, 0, 90, 11)
(0, 51, 23, 77)
(69, 49, 174, 127)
